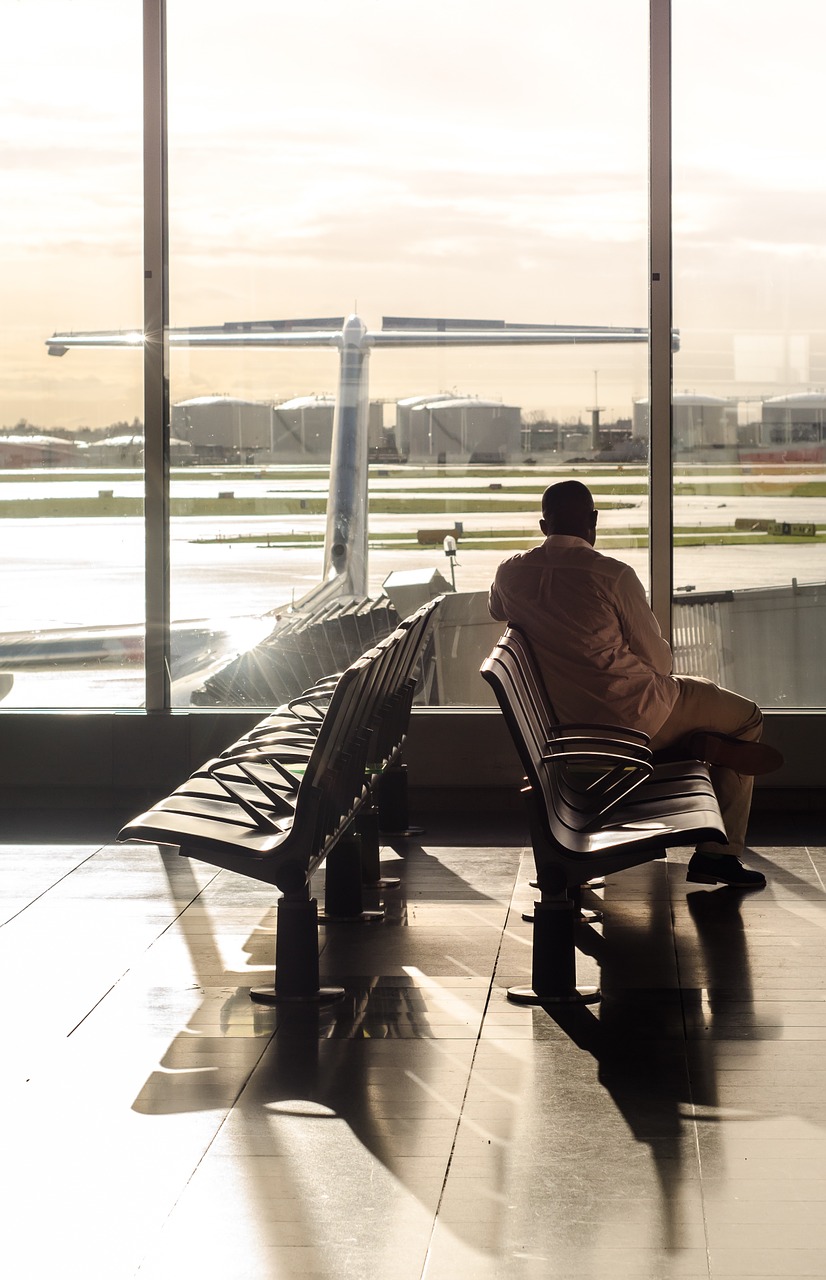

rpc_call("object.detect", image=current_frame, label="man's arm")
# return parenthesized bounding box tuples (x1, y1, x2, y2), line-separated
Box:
(616, 566, 673, 674)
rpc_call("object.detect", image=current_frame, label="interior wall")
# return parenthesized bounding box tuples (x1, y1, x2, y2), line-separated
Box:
(0, 709, 820, 820)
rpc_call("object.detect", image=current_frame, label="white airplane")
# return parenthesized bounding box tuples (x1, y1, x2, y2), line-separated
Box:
(47, 313, 669, 608)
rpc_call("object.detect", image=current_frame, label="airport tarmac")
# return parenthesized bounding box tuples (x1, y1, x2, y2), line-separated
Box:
(1, 467, 823, 708)
(2, 514, 823, 634)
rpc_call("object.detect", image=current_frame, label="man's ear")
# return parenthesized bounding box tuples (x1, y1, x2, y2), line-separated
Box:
(539, 518, 549, 536)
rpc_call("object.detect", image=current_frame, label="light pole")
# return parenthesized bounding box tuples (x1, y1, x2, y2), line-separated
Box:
(443, 536, 458, 591)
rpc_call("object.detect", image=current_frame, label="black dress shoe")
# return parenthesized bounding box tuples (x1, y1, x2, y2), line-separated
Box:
(687, 851, 766, 889)
(686, 732, 783, 776)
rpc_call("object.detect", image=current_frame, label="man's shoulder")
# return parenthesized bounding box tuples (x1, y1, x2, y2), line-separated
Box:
(493, 545, 546, 577)
(494, 541, 638, 586)
(586, 547, 636, 577)
(497, 540, 625, 570)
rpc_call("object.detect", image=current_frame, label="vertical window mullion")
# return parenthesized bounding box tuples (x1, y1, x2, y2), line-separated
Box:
(649, 0, 673, 640)
(143, 0, 170, 710)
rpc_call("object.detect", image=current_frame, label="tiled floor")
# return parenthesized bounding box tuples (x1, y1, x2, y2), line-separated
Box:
(1, 808, 824, 1279)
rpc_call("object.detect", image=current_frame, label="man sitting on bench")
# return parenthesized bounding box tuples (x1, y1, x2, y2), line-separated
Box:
(488, 479, 782, 890)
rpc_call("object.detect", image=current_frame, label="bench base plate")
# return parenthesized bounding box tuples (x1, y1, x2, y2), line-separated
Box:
(250, 986, 345, 1006)
(521, 908, 603, 925)
(318, 909, 385, 924)
(507, 984, 601, 1006)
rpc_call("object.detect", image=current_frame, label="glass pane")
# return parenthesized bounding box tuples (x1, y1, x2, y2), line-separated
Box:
(673, 0, 826, 708)
(0, 1, 144, 708)
(167, 0, 648, 707)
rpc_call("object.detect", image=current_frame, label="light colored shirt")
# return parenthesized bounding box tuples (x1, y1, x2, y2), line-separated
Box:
(488, 535, 679, 736)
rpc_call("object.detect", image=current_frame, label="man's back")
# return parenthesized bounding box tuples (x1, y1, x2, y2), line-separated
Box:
(488, 535, 677, 736)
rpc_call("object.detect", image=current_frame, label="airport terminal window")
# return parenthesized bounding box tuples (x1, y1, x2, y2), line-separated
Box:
(671, 0, 826, 709)
(164, 0, 649, 708)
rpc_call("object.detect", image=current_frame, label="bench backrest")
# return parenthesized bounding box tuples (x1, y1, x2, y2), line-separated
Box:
(214, 594, 442, 884)
(283, 597, 437, 842)
(117, 596, 443, 893)
(480, 625, 656, 836)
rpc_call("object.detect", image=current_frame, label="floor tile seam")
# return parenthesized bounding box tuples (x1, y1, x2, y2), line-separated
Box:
(419, 844, 530, 1279)
(804, 847, 826, 893)
(0, 844, 105, 930)
(64, 863, 228, 1041)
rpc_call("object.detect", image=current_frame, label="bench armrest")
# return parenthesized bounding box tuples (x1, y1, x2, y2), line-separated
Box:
(545, 722, 651, 750)
(540, 728, 654, 820)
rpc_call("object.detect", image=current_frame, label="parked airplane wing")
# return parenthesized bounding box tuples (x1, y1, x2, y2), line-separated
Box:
(375, 316, 679, 350)
(371, 325, 651, 348)
(48, 330, 145, 355)
(48, 322, 345, 356)
(48, 315, 679, 354)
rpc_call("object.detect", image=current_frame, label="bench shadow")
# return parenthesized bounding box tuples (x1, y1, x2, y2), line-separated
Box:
(130, 837, 521, 1271)
(380, 832, 510, 903)
(130, 837, 826, 1269)
(543, 882, 764, 1253)
(383, 808, 529, 852)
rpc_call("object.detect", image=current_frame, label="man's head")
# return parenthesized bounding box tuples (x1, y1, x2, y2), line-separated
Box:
(540, 480, 598, 544)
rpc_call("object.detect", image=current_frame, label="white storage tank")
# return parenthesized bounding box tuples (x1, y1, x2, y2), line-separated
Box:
(407, 397, 522, 464)
(172, 396, 274, 458)
(633, 393, 736, 452)
(760, 392, 826, 443)
(272, 395, 336, 460)
(395, 394, 455, 459)
(272, 396, 385, 461)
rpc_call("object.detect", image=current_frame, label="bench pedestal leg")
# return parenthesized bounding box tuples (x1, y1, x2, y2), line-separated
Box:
(522, 883, 603, 926)
(251, 890, 344, 1005)
(357, 807, 401, 892)
(377, 763, 424, 837)
(319, 833, 385, 923)
(508, 894, 600, 1006)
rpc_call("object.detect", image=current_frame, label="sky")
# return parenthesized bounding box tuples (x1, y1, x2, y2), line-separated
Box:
(3, 0, 826, 431)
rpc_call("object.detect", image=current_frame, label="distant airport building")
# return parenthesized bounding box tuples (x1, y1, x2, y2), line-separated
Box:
(737, 393, 826, 463)
(84, 434, 193, 467)
(84, 434, 144, 467)
(520, 419, 634, 457)
(633, 393, 737, 455)
(406, 397, 522, 464)
(171, 396, 274, 461)
(0, 434, 79, 467)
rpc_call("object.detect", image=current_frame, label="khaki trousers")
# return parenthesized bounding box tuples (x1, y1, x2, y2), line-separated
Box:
(649, 675, 763, 858)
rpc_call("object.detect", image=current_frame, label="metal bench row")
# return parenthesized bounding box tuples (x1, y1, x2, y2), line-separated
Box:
(480, 625, 727, 1006)
(191, 594, 401, 706)
(118, 596, 443, 1004)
